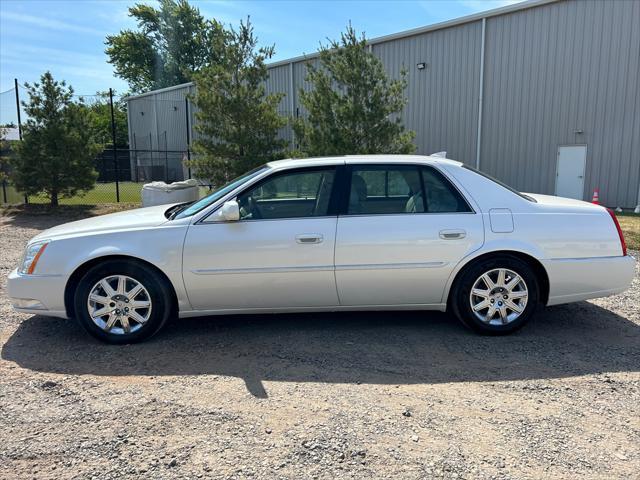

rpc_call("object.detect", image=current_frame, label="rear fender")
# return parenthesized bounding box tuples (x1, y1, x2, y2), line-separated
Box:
(441, 240, 546, 304)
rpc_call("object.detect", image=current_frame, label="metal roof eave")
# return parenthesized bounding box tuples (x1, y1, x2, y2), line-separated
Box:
(124, 0, 558, 101)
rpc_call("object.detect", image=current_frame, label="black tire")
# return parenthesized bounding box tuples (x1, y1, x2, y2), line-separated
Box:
(74, 259, 174, 344)
(450, 255, 539, 335)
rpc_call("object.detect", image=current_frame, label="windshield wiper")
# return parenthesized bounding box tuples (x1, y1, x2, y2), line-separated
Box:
(166, 202, 194, 220)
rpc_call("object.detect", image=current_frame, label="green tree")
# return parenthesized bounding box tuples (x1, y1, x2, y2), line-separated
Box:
(189, 19, 287, 184)
(80, 92, 129, 148)
(294, 25, 415, 156)
(12, 72, 100, 206)
(0, 126, 10, 183)
(105, 0, 226, 92)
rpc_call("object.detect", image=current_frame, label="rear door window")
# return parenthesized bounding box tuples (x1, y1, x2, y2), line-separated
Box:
(347, 165, 425, 215)
(344, 164, 473, 215)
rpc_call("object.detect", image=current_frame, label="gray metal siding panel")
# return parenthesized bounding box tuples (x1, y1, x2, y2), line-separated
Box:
(480, 0, 640, 206)
(128, 88, 190, 152)
(265, 63, 294, 145)
(372, 21, 482, 162)
(154, 89, 189, 151)
(292, 57, 319, 116)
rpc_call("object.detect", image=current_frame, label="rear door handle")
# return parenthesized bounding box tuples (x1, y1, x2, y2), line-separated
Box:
(439, 229, 466, 240)
(296, 234, 323, 244)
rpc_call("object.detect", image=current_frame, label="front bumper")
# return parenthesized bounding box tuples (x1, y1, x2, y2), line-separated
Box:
(544, 254, 636, 306)
(7, 268, 69, 318)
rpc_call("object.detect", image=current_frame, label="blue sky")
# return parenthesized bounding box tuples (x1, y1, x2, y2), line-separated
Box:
(1, 0, 521, 101)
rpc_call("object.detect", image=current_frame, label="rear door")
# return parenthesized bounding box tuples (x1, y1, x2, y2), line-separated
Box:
(334, 163, 484, 306)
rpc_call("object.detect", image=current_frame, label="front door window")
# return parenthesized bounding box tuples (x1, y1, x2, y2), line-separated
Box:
(237, 169, 336, 220)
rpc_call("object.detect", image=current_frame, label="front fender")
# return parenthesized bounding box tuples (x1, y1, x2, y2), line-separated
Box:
(36, 224, 191, 313)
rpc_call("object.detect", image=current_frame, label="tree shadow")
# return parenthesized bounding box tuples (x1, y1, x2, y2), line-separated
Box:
(3, 303, 639, 398)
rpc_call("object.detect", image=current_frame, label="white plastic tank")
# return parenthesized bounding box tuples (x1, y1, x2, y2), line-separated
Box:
(141, 179, 200, 207)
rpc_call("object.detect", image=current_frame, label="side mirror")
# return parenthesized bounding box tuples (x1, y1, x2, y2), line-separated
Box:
(220, 200, 240, 221)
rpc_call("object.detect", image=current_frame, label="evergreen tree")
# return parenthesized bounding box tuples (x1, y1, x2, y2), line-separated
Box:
(190, 19, 287, 184)
(0, 126, 10, 183)
(294, 25, 415, 156)
(12, 72, 100, 206)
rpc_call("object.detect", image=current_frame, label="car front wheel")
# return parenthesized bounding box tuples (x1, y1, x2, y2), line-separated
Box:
(451, 255, 539, 334)
(74, 260, 174, 344)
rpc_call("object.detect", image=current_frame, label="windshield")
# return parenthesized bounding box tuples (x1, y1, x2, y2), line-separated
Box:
(462, 165, 537, 203)
(172, 165, 270, 219)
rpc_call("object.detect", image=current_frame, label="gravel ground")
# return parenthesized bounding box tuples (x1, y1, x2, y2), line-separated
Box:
(1, 210, 639, 480)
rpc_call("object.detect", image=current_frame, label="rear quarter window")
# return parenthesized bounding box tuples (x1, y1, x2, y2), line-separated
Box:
(422, 167, 473, 213)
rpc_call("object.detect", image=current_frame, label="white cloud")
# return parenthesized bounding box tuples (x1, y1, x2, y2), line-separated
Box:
(0, 44, 119, 92)
(2, 44, 107, 67)
(1, 11, 106, 36)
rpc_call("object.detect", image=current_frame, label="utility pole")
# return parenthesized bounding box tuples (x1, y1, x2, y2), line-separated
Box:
(15, 78, 27, 204)
(14, 78, 22, 140)
(109, 88, 120, 202)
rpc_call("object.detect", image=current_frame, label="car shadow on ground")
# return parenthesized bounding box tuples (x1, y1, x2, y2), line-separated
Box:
(3, 302, 639, 398)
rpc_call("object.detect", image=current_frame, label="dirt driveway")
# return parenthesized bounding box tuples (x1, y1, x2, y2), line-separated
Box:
(1, 209, 639, 479)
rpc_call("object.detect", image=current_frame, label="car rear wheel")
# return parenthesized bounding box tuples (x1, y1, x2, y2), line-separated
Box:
(451, 255, 539, 334)
(74, 260, 173, 344)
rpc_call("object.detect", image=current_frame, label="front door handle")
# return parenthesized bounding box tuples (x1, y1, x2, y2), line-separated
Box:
(439, 229, 466, 240)
(296, 234, 323, 244)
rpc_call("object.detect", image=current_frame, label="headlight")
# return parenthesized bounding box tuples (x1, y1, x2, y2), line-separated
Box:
(19, 240, 50, 275)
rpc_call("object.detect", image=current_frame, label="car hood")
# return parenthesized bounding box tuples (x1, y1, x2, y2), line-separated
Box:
(31, 204, 175, 243)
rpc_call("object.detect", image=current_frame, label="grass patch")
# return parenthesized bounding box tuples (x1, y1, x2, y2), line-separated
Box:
(3, 182, 214, 206)
(25, 182, 145, 205)
(616, 212, 640, 251)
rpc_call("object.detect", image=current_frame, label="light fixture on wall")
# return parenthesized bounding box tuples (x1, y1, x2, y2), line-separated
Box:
(417, 62, 427, 70)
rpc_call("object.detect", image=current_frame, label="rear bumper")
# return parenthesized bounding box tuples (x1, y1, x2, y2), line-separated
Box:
(7, 268, 69, 318)
(543, 254, 635, 306)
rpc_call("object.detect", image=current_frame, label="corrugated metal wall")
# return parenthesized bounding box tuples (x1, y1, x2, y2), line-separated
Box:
(264, 63, 294, 145)
(126, 0, 640, 206)
(373, 20, 482, 162)
(480, 0, 640, 207)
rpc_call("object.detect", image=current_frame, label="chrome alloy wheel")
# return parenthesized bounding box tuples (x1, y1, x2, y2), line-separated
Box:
(87, 275, 152, 335)
(469, 268, 528, 326)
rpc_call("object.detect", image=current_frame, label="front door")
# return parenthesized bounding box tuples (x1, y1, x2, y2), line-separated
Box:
(334, 164, 484, 306)
(182, 167, 339, 311)
(556, 145, 587, 200)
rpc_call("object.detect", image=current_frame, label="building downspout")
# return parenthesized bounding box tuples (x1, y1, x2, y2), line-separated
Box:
(475, 17, 486, 169)
(126, 98, 134, 181)
(289, 62, 295, 149)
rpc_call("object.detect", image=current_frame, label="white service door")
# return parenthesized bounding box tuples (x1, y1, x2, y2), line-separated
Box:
(556, 145, 587, 200)
(182, 218, 339, 310)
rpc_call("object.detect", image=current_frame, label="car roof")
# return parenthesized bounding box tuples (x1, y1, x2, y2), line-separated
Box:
(267, 154, 464, 170)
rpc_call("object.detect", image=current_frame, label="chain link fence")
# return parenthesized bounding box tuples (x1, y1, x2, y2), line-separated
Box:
(1, 148, 214, 206)
(1, 82, 214, 206)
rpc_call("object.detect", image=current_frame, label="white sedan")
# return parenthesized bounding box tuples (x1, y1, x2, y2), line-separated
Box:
(7, 155, 635, 343)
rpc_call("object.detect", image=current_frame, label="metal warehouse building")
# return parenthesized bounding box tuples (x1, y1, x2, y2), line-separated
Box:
(125, 0, 640, 208)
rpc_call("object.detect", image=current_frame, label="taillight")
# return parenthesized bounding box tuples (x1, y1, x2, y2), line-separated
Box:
(606, 208, 627, 256)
